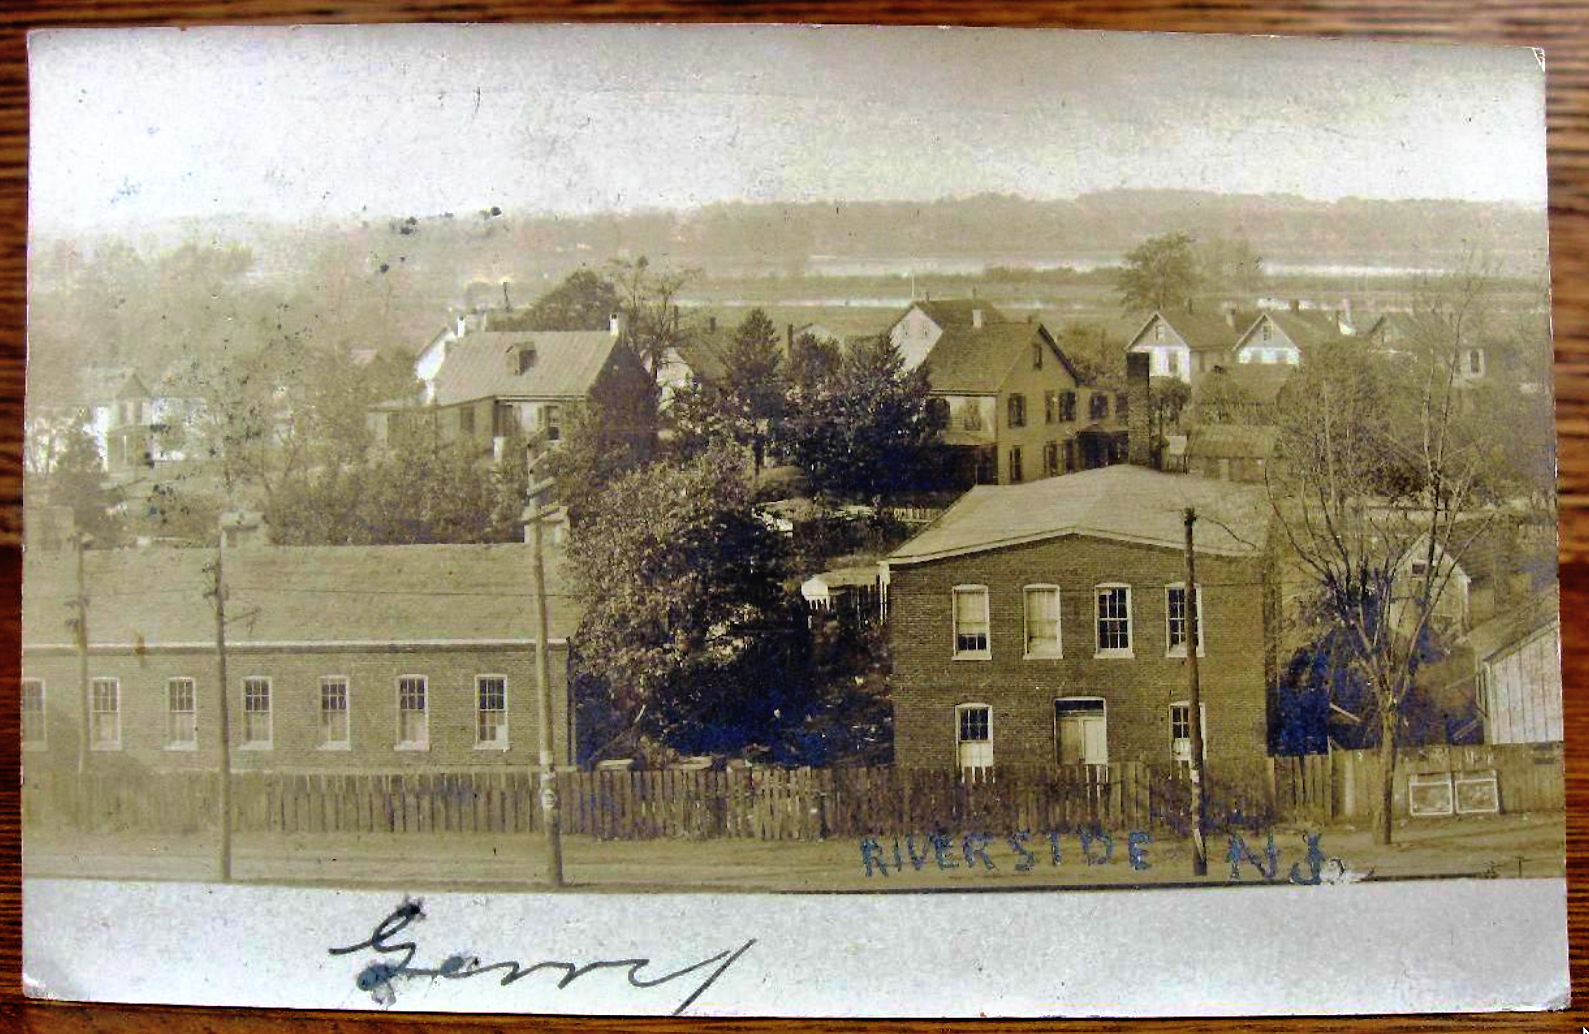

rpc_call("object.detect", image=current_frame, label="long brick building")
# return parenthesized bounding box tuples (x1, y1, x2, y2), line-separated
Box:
(20, 542, 578, 776)
(883, 465, 1277, 791)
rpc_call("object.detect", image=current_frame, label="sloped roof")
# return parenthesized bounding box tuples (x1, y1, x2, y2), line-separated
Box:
(1245, 310, 1345, 351)
(672, 331, 734, 385)
(21, 543, 578, 648)
(431, 329, 622, 406)
(1130, 310, 1251, 353)
(1465, 586, 1560, 663)
(887, 465, 1269, 565)
(1186, 424, 1279, 460)
(923, 323, 1074, 395)
(908, 298, 1009, 331)
(77, 366, 141, 406)
(1196, 363, 1296, 407)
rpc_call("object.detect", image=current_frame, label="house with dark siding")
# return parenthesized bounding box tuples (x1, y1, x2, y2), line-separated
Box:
(20, 542, 579, 776)
(883, 465, 1276, 794)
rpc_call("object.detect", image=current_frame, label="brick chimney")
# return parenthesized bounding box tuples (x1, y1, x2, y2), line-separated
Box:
(1126, 352, 1152, 467)
(609, 311, 626, 339)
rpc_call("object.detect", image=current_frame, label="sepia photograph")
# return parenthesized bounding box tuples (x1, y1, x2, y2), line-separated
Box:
(19, 23, 1568, 1017)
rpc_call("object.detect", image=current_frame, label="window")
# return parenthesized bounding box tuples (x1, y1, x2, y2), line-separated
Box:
(1166, 584, 1206, 655)
(1023, 586, 1061, 657)
(1261, 321, 1272, 342)
(91, 677, 120, 750)
(1032, 342, 1043, 370)
(1064, 438, 1077, 473)
(1044, 390, 1057, 425)
(1059, 390, 1077, 422)
(542, 404, 563, 442)
(1055, 698, 1107, 766)
(1089, 393, 1109, 420)
(1094, 584, 1133, 656)
(493, 402, 519, 437)
(476, 676, 508, 749)
(952, 586, 991, 659)
(1043, 441, 1060, 477)
(320, 677, 350, 749)
(1007, 394, 1026, 428)
(397, 675, 429, 749)
(1467, 349, 1484, 375)
(517, 346, 538, 373)
(458, 405, 475, 435)
(242, 677, 272, 748)
(166, 678, 197, 749)
(21, 678, 44, 748)
(926, 397, 950, 428)
(1167, 350, 1180, 376)
(1116, 393, 1129, 420)
(1170, 701, 1208, 769)
(955, 703, 993, 774)
(1154, 321, 1166, 342)
(1009, 446, 1023, 483)
(961, 403, 983, 432)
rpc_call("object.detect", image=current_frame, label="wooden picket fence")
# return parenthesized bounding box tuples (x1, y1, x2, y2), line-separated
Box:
(22, 745, 1563, 840)
(1268, 742, 1565, 820)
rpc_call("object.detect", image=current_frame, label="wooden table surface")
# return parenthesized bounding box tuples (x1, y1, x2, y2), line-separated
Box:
(1, 2, 1586, 1031)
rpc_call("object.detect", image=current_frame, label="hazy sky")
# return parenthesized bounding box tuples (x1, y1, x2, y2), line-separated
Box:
(28, 24, 1547, 234)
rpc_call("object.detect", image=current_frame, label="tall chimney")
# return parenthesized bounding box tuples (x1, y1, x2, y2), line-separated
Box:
(787, 323, 795, 349)
(708, 315, 718, 334)
(609, 311, 626, 339)
(1126, 352, 1152, 467)
(972, 308, 985, 330)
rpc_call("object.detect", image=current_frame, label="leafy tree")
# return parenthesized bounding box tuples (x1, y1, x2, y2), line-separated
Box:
(1149, 376, 1191, 432)
(782, 333, 937, 499)
(1117, 232, 1202, 315)
(608, 255, 698, 385)
(720, 308, 788, 474)
(540, 399, 655, 526)
(41, 416, 126, 546)
(1193, 233, 1265, 299)
(563, 448, 795, 759)
(499, 268, 619, 331)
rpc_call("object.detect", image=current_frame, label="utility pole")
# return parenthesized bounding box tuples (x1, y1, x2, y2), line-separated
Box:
(1183, 507, 1208, 877)
(208, 536, 235, 883)
(74, 532, 90, 778)
(525, 472, 565, 888)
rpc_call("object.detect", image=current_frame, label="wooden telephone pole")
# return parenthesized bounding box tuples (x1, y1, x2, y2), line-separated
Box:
(1183, 507, 1209, 876)
(208, 538, 235, 883)
(74, 533, 91, 778)
(525, 472, 565, 888)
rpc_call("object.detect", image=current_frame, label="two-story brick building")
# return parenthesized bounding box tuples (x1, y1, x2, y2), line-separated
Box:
(20, 542, 578, 776)
(884, 465, 1275, 793)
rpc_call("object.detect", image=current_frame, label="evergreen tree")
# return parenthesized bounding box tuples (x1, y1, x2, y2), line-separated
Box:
(720, 308, 787, 474)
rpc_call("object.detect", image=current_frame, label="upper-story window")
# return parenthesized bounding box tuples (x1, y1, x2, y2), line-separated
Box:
(1032, 342, 1044, 370)
(1167, 350, 1181, 376)
(517, 346, 538, 374)
(242, 677, 272, 748)
(1044, 390, 1057, 425)
(1060, 391, 1077, 422)
(1466, 349, 1485, 376)
(166, 677, 197, 749)
(1154, 321, 1166, 342)
(1261, 321, 1272, 342)
(1094, 584, 1133, 657)
(1165, 583, 1205, 656)
(1089, 393, 1110, 420)
(21, 678, 45, 749)
(542, 405, 563, 442)
(952, 586, 991, 659)
(1008, 394, 1026, 428)
(962, 403, 983, 432)
(1023, 585, 1062, 658)
(91, 677, 121, 750)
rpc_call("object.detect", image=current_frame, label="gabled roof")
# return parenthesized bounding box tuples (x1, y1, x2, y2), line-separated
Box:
(1465, 585, 1559, 663)
(1196, 363, 1296, 407)
(1128, 310, 1251, 353)
(22, 543, 578, 648)
(1239, 310, 1346, 352)
(923, 323, 1076, 395)
(431, 329, 622, 406)
(1186, 424, 1279, 460)
(899, 298, 1009, 333)
(77, 366, 141, 407)
(671, 329, 735, 385)
(887, 465, 1269, 565)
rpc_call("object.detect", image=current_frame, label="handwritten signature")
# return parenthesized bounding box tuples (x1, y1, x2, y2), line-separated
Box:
(330, 900, 756, 1016)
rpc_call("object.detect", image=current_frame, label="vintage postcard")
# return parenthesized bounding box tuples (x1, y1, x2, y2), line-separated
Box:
(21, 24, 1566, 1017)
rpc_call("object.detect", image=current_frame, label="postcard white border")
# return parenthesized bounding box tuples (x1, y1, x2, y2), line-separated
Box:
(23, 877, 1568, 1017)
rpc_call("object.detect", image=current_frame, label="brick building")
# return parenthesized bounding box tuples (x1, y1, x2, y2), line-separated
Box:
(20, 542, 578, 775)
(884, 465, 1276, 791)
